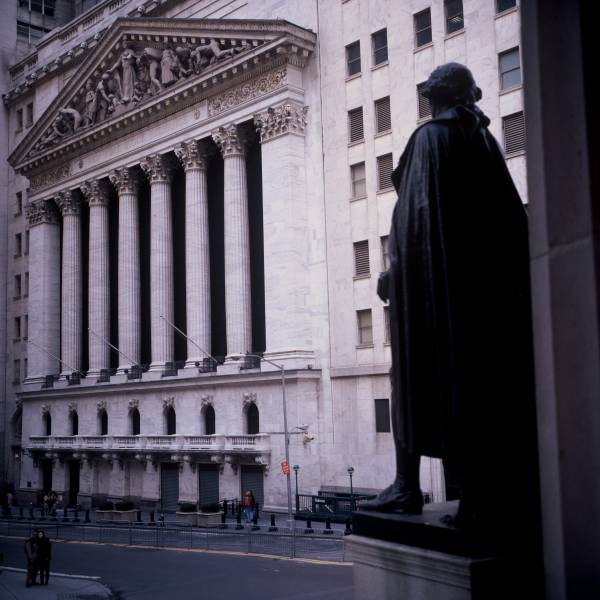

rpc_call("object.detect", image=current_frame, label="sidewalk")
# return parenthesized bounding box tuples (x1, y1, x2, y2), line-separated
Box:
(0, 567, 113, 599)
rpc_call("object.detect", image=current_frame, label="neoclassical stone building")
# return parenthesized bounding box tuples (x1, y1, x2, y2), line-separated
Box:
(2, 0, 524, 512)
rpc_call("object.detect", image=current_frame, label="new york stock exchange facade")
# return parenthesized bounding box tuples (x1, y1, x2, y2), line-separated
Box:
(10, 17, 326, 511)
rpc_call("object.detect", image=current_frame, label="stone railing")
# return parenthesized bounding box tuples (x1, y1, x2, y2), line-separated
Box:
(27, 434, 271, 453)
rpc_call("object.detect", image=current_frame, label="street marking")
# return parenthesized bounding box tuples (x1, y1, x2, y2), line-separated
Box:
(0, 534, 352, 567)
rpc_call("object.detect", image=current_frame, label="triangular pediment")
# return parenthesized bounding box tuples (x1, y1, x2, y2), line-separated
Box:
(9, 17, 316, 173)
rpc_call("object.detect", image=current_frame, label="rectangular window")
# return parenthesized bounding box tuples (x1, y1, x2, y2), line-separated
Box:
(354, 240, 370, 277)
(16, 109, 23, 132)
(377, 153, 394, 192)
(496, 0, 517, 13)
(15, 192, 23, 216)
(503, 111, 526, 154)
(24, 272, 29, 296)
(357, 309, 373, 345)
(371, 29, 388, 65)
(384, 306, 391, 343)
(24, 230, 29, 254)
(414, 8, 433, 48)
(348, 107, 364, 143)
(499, 47, 521, 90)
(14, 274, 22, 299)
(14, 360, 21, 384)
(346, 41, 361, 76)
(24, 358, 28, 379)
(14, 317, 21, 339)
(26, 103, 33, 127)
(381, 236, 390, 271)
(375, 96, 391, 134)
(24, 314, 29, 339)
(445, 0, 464, 34)
(351, 162, 367, 198)
(375, 398, 391, 433)
(15, 233, 22, 256)
(417, 82, 432, 120)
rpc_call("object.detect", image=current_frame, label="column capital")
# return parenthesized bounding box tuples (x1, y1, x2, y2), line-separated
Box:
(140, 154, 173, 183)
(56, 190, 81, 216)
(81, 179, 111, 207)
(212, 124, 246, 157)
(174, 141, 209, 171)
(254, 103, 309, 143)
(109, 167, 139, 195)
(25, 199, 59, 227)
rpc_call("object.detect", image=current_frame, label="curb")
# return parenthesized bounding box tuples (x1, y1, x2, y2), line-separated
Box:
(0, 565, 101, 580)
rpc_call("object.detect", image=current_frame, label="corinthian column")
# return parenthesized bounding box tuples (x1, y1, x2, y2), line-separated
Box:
(81, 179, 111, 376)
(174, 141, 211, 366)
(56, 190, 82, 377)
(140, 154, 174, 369)
(109, 168, 140, 371)
(212, 125, 252, 359)
(25, 199, 61, 381)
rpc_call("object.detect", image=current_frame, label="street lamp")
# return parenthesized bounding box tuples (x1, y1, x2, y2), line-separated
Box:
(347, 466, 355, 511)
(293, 465, 300, 512)
(229, 353, 294, 532)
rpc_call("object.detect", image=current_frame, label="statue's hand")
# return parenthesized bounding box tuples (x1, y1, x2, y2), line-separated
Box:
(377, 271, 390, 302)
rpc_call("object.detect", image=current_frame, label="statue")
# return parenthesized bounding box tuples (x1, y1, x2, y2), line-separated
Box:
(139, 48, 163, 96)
(95, 73, 114, 121)
(190, 38, 240, 73)
(360, 63, 540, 537)
(81, 80, 97, 127)
(160, 46, 189, 86)
(109, 41, 138, 103)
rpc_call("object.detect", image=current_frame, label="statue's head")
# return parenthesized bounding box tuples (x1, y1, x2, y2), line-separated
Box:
(422, 63, 482, 115)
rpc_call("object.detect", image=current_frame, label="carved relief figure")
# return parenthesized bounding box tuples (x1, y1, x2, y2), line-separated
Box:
(160, 47, 182, 86)
(110, 41, 139, 103)
(190, 38, 240, 73)
(82, 80, 97, 127)
(95, 73, 113, 121)
(139, 48, 163, 95)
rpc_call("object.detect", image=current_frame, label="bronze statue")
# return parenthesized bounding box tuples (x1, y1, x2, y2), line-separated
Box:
(360, 63, 540, 534)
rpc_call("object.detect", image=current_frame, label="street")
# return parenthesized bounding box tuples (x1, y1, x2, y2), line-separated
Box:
(0, 536, 354, 600)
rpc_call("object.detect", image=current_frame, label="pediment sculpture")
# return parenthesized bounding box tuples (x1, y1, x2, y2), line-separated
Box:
(33, 37, 250, 154)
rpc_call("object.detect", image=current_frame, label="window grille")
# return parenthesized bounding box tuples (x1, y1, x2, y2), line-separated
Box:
(15, 233, 22, 256)
(377, 154, 394, 192)
(14, 275, 22, 299)
(445, 0, 464, 34)
(375, 398, 391, 432)
(26, 103, 33, 127)
(496, 0, 517, 13)
(354, 240, 370, 276)
(15, 192, 23, 216)
(381, 236, 390, 270)
(375, 97, 391, 134)
(348, 107, 364, 143)
(417, 83, 432, 120)
(14, 360, 21, 385)
(14, 317, 21, 339)
(499, 47, 521, 90)
(351, 162, 367, 198)
(384, 306, 391, 342)
(346, 41, 361, 76)
(503, 111, 526, 154)
(16, 109, 23, 132)
(372, 29, 388, 65)
(414, 9, 432, 47)
(357, 309, 373, 345)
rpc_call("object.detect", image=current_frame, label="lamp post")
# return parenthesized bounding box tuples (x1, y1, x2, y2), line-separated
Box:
(293, 464, 300, 512)
(347, 466, 355, 511)
(229, 353, 294, 532)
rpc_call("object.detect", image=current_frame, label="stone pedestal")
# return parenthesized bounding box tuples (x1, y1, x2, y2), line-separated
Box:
(349, 503, 509, 600)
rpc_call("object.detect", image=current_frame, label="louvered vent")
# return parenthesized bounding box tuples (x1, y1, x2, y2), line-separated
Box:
(377, 153, 394, 191)
(503, 111, 526, 154)
(375, 97, 391, 134)
(354, 240, 370, 276)
(348, 107, 364, 143)
(417, 83, 432, 120)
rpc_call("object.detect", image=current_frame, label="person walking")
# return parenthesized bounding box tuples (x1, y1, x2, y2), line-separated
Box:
(37, 529, 52, 585)
(23, 529, 39, 587)
(242, 490, 255, 523)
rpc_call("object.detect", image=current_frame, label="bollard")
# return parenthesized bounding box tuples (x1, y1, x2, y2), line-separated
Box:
(18, 507, 25, 520)
(344, 518, 352, 536)
(29, 506, 34, 520)
(85, 509, 91, 523)
(219, 512, 228, 529)
(304, 518, 314, 534)
(136, 510, 142, 523)
(323, 517, 334, 535)
(73, 508, 80, 523)
(62, 507, 69, 522)
(251, 512, 260, 531)
(268, 513, 278, 532)
(235, 513, 244, 530)
(149, 510, 156, 526)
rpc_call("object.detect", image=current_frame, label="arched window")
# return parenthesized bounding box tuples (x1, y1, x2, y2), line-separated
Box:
(130, 408, 140, 435)
(165, 406, 176, 435)
(43, 412, 52, 436)
(247, 403, 259, 435)
(70, 411, 79, 436)
(98, 409, 108, 436)
(204, 405, 215, 435)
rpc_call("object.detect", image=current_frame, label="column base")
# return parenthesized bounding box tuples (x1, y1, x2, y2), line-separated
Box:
(148, 361, 167, 372)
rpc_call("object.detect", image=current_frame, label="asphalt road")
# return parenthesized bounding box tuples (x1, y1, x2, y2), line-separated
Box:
(0, 536, 355, 600)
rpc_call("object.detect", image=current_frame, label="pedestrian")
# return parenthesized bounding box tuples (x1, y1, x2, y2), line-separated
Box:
(23, 529, 39, 587)
(242, 490, 255, 523)
(37, 529, 52, 585)
(42, 493, 49, 516)
(7, 491, 13, 508)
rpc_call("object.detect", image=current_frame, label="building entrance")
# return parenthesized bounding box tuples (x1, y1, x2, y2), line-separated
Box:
(240, 465, 264, 510)
(198, 465, 219, 510)
(160, 463, 179, 512)
(68, 461, 80, 507)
